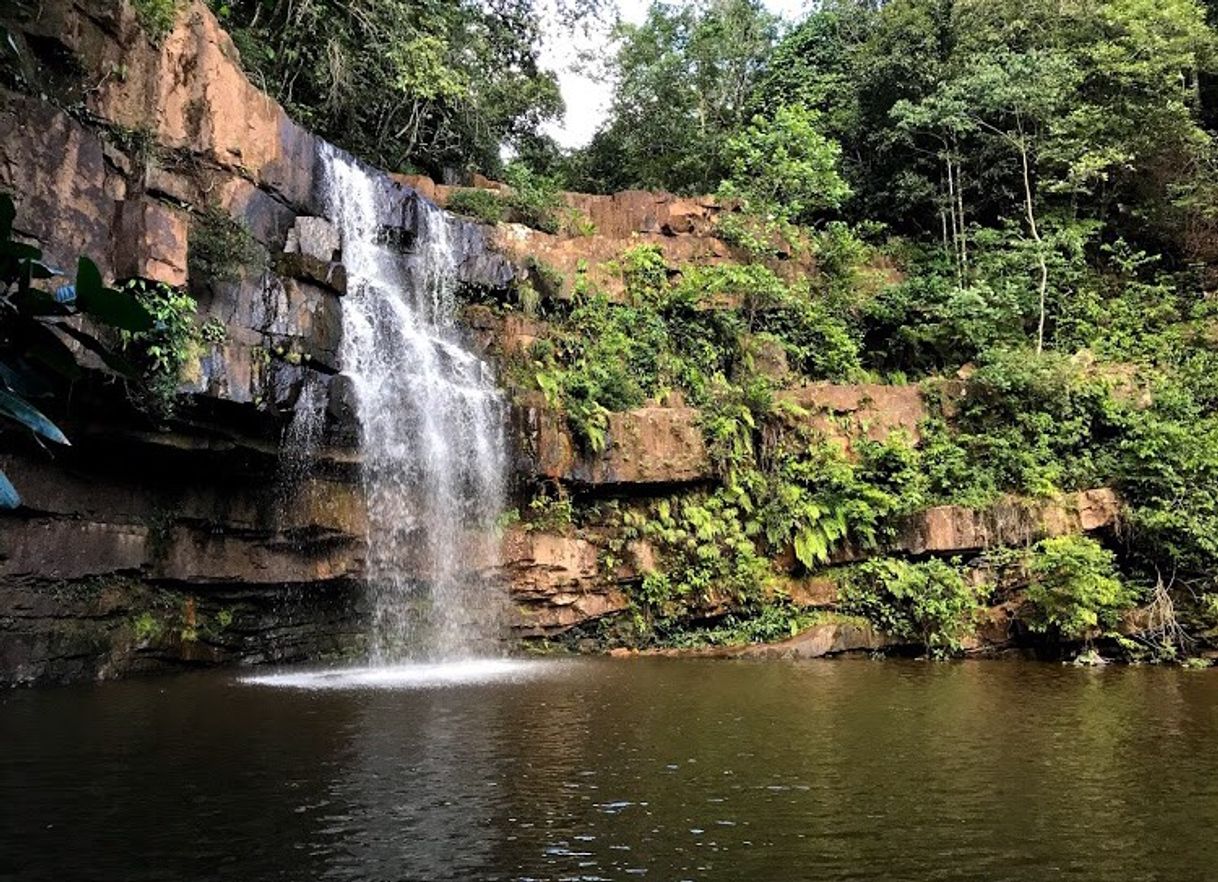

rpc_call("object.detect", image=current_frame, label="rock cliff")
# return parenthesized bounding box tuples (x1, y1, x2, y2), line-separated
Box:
(0, 0, 1127, 683)
(0, 0, 512, 682)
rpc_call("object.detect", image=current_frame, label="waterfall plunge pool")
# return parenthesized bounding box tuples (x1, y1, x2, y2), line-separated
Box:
(240, 658, 562, 690)
(4, 657, 1218, 881)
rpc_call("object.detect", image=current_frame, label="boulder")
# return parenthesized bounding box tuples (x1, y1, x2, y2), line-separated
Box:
(280, 215, 347, 293)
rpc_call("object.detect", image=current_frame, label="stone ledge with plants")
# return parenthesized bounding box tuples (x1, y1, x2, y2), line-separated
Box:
(467, 115, 1218, 667)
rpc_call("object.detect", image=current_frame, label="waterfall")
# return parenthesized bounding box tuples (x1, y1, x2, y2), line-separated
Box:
(278, 374, 326, 487)
(318, 145, 507, 662)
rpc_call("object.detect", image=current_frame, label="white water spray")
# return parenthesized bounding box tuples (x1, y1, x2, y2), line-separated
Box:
(319, 144, 507, 662)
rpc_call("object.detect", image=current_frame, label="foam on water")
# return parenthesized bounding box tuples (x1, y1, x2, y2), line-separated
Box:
(240, 659, 555, 691)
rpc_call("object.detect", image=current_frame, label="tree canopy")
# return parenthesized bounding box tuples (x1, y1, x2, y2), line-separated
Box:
(216, 0, 576, 178)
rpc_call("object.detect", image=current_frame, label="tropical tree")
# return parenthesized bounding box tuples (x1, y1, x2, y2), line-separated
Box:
(574, 0, 780, 194)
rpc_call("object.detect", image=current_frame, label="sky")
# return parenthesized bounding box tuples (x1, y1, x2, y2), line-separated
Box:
(538, 0, 812, 149)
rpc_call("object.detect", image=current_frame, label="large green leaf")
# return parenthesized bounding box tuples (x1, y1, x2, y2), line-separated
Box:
(23, 322, 82, 381)
(0, 357, 54, 399)
(11, 286, 69, 317)
(54, 322, 138, 377)
(0, 470, 19, 509)
(0, 239, 40, 261)
(0, 388, 70, 445)
(73, 258, 154, 332)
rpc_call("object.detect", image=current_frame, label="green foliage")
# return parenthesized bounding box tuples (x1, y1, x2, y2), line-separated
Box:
(699, 374, 765, 481)
(841, 558, 984, 657)
(131, 612, 163, 643)
(748, 287, 862, 381)
(757, 433, 924, 569)
(188, 207, 265, 283)
(532, 289, 667, 452)
(663, 604, 832, 649)
(572, 0, 780, 194)
(562, 209, 597, 237)
(133, 0, 179, 43)
(121, 279, 199, 420)
(526, 484, 575, 533)
(1025, 535, 1136, 642)
(199, 317, 227, 345)
(446, 188, 505, 225)
(720, 104, 852, 224)
(944, 350, 1120, 498)
(1114, 389, 1218, 583)
(620, 244, 668, 303)
(624, 490, 774, 633)
(214, 0, 580, 177)
(504, 162, 561, 233)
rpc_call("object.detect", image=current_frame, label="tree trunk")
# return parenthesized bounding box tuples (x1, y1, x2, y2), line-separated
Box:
(946, 156, 963, 290)
(1019, 137, 1049, 354)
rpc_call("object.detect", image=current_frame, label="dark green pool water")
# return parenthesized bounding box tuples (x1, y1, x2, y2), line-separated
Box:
(2, 658, 1216, 881)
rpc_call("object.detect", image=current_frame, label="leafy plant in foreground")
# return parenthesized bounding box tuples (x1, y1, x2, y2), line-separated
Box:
(0, 193, 152, 506)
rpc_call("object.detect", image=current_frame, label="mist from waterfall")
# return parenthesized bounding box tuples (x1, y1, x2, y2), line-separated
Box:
(319, 144, 507, 662)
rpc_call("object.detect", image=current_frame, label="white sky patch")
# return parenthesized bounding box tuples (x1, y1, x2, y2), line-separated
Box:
(538, 0, 812, 149)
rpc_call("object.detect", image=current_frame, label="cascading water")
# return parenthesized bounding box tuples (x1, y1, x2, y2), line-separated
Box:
(319, 144, 507, 663)
(277, 374, 326, 489)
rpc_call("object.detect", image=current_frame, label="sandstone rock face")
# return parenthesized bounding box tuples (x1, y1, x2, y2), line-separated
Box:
(519, 400, 713, 486)
(500, 528, 631, 635)
(780, 577, 840, 608)
(0, 94, 124, 279)
(896, 488, 1121, 557)
(114, 198, 190, 286)
(490, 226, 740, 304)
(462, 307, 548, 358)
(72, 0, 321, 210)
(0, 447, 367, 685)
(1, 578, 364, 686)
(778, 383, 926, 447)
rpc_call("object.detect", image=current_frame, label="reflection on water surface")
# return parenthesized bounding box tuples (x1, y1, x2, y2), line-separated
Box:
(2, 659, 1216, 881)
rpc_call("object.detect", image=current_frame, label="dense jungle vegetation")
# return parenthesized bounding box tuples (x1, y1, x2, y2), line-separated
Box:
(220, 0, 1218, 660)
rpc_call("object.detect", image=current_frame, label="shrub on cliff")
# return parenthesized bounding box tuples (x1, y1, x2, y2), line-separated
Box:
(187, 207, 265, 283)
(719, 105, 852, 226)
(503, 163, 561, 234)
(446, 188, 505, 225)
(1025, 536, 1135, 643)
(841, 558, 984, 658)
